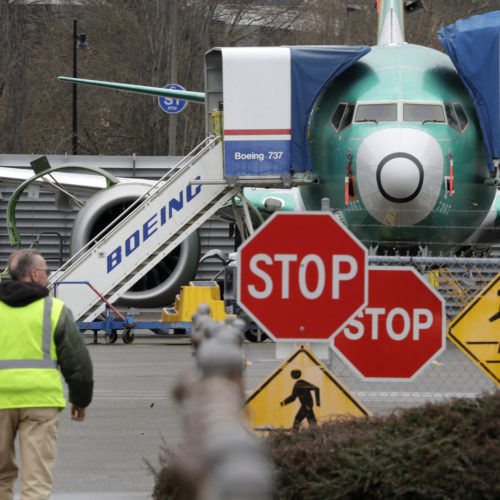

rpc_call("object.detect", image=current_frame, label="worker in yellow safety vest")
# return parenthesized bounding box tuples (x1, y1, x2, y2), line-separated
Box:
(0, 249, 93, 500)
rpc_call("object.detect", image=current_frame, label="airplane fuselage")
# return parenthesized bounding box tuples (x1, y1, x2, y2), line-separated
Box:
(301, 43, 495, 254)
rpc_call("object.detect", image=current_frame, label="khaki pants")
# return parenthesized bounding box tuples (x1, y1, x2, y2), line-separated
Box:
(0, 408, 59, 500)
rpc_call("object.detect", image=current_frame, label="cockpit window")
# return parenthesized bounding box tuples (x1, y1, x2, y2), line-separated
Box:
(330, 101, 468, 132)
(454, 104, 468, 131)
(331, 103, 346, 130)
(331, 102, 355, 132)
(355, 103, 397, 123)
(342, 104, 355, 129)
(445, 103, 460, 132)
(403, 103, 445, 123)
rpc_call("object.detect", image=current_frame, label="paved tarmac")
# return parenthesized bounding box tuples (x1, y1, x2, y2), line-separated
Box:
(12, 333, 498, 499)
(14, 335, 282, 499)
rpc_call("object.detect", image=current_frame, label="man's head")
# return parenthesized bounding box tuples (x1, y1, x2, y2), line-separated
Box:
(8, 249, 50, 287)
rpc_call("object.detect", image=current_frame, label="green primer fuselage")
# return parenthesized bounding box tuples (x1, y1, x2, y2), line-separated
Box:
(300, 43, 495, 254)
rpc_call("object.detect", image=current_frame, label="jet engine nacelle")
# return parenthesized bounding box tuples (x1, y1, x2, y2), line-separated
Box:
(70, 182, 200, 307)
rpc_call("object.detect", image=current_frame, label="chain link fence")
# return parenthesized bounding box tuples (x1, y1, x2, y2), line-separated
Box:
(324, 254, 500, 416)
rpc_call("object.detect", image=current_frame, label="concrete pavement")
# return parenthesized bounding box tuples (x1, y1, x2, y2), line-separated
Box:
(14, 335, 280, 499)
(13, 333, 497, 498)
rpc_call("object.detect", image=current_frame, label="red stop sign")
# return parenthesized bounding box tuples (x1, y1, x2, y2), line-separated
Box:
(332, 267, 445, 380)
(237, 212, 367, 341)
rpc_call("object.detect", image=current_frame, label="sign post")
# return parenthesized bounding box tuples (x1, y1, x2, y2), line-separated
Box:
(331, 267, 446, 380)
(237, 212, 368, 343)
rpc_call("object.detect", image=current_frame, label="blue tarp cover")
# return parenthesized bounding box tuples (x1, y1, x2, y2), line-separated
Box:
(290, 45, 370, 171)
(439, 11, 500, 173)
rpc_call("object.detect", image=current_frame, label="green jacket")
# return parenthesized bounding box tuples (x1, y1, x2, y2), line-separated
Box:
(0, 280, 93, 409)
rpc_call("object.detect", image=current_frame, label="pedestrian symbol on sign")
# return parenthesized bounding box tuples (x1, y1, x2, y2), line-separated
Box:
(280, 369, 320, 429)
(244, 345, 370, 432)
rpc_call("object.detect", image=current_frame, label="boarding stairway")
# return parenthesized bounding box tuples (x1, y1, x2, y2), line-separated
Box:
(49, 137, 240, 323)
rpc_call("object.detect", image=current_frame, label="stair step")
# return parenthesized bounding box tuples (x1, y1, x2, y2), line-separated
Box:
(51, 139, 240, 322)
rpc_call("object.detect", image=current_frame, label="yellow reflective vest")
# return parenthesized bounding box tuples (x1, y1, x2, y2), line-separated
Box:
(0, 296, 66, 409)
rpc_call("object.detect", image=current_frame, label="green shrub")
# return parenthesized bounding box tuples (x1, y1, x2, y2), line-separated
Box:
(268, 392, 500, 499)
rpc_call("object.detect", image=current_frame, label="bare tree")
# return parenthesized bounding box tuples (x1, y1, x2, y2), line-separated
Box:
(0, 0, 31, 152)
(298, 0, 376, 46)
(1, 0, 497, 157)
(303, 0, 498, 48)
(1, 0, 307, 156)
(405, 0, 500, 50)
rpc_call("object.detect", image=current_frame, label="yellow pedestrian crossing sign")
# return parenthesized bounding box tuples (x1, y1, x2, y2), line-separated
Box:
(244, 344, 370, 432)
(448, 273, 500, 386)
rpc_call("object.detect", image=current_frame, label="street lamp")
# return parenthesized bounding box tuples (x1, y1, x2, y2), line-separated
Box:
(72, 18, 89, 156)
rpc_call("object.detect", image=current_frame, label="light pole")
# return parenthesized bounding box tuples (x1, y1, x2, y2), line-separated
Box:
(72, 19, 89, 156)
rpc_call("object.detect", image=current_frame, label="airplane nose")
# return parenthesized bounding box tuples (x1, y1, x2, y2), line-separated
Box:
(356, 128, 443, 226)
(377, 153, 423, 203)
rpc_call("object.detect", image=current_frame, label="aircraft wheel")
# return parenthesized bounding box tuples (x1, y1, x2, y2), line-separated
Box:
(109, 330, 118, 344)
(122, 329, 135, 344)
(244, 323, 268, 343)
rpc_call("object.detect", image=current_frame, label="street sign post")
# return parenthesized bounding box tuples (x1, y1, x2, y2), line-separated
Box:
(331, 267, 446, 380)
(237, 212, 368, 342)
(158, 83, 188, 114)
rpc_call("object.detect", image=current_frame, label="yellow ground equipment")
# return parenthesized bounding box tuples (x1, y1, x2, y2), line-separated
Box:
(162, 281, 231, 323)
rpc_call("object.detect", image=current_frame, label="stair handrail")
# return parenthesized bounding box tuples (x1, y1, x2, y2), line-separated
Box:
(53, 280, 126, 321)
(48, 135, 221, 286)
